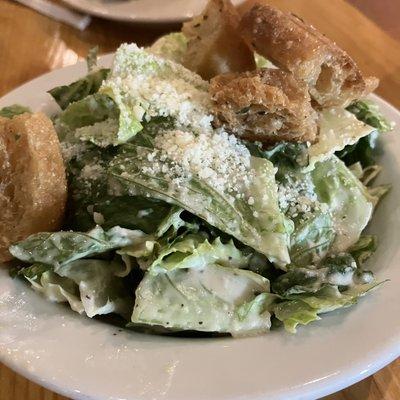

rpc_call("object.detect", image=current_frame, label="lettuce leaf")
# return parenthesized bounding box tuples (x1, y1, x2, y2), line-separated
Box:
(55, 93, 119, 141)
(17, 260, 133, 318)
(9, 226, 146, 266)
(274, 283, 381, 333)
(149, 32, 188, 64)
(149, 234, 251, 274)
(347, 100, 392, 133)
(311, 156, 374, 252)
(338, 100, 392, 167)
(254, 53, 276, 69)
(131, 263, 274, 336)
(49, 69, 110, 111)
(89, 195, 173, 232)
(247, 141, 309, 169)
(290, 211, 336, 267)
(349, 235, 377, 266)
(100, 43, 213, 141)
(108, 144, 291, 265)
(0, 104, 31, 118)
(307, 107, 375, 171)
(272, 254, 373, 296)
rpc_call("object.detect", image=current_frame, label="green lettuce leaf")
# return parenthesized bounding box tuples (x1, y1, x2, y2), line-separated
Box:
(100, 43, 212, 140)
(54, 259, 133, 317)
(55, 93, 119, 141)
(131, 264, 274, 336)
(274, 283, 381, 333)
(49, 69, 110, 110)
(348, 164, 390, 208)
(117, 207, 201, 267)
(17, 260, 133, 318)
(290, 211, 336, 267)
(149, 32, 188, 64)
(149, 234, 251, 274)
(108, 144, 291, 265)
(272, 254, 373, 297)
(307, 107, 375, 171)
(9, 226, 146, 266)
(349, 235, 377, 266)
(254, 53, 275, 69)
(247, 141, 309, 169)
(347, 100, 392, 133)
(0, 104, 31, 118)
(311, 156, 375, 252)
(338, 100, 392, 167)
(90, 195, 174, 232)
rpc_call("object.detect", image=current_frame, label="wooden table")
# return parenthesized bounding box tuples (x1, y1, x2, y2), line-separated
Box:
(0, 0, 399, 399)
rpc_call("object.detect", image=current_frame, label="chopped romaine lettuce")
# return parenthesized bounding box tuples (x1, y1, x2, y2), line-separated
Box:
(149, 234, 250, 274)
(272, 254, 373, 296)
(349, 235, 377, 266)
(347, 100, 392, 133)
(311, 156, 374, 252)
(254, 53, 276, 69)
(49, 69, 110, 111)
(54, 259, 133, 317)
(17, 260, 133, 318)
(90, 196, 174, 232)
(0, 104, 31, 118)
(149, 32, 188, 64)
(290, 211, 336, 267)
(307, 107, 375, 171)
(100, 43, 213, 141)
(274, 283, 381, 333)
(247, 141, 309, 169)
(131, 263, 274, 336)
(109, 144, 291, 265)
(55, 93, 119, 141)
(9, 226, 146, 266)
(338, 100, 392, 167)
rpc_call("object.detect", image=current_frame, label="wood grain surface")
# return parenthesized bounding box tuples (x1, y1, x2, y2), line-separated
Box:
(0, 0, 399, 399)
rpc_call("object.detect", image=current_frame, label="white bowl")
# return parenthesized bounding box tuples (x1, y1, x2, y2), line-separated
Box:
(0, 56, 399, 400)
(62, 0, 244, 24)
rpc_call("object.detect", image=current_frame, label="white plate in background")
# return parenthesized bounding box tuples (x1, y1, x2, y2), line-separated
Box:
(0, 56, 399, 400)
(62, 0, 244, 23)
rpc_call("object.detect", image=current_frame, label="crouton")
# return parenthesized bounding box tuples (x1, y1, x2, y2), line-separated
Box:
(239, 3, 378, 107)
(0, 113, 67, 262)
(210, 68, 318, 144)
(182, 0, 256, 80)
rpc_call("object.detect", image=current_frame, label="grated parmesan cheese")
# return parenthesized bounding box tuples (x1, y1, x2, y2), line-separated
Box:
(103, 43, 213, 133)
(278, 173, 319, 219)
(140, 129, 254, 196)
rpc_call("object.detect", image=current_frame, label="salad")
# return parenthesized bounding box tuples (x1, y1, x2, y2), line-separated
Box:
(1, 2, 394, 337)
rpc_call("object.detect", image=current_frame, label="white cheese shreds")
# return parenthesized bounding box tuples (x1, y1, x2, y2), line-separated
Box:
(102, 43, 213, 133)
(141, 129, 253, 195)
(278, 173, 319, 219)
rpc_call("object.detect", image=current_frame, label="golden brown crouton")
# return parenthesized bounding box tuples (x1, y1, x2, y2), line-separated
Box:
(0, 113, 67, 262)
(239, 3, 378, 107)
(210, 68, 318, 144)
(182, 0, 256, 80)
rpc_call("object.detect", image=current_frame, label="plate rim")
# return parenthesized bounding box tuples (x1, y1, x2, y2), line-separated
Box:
(60, 0, 244, 24)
